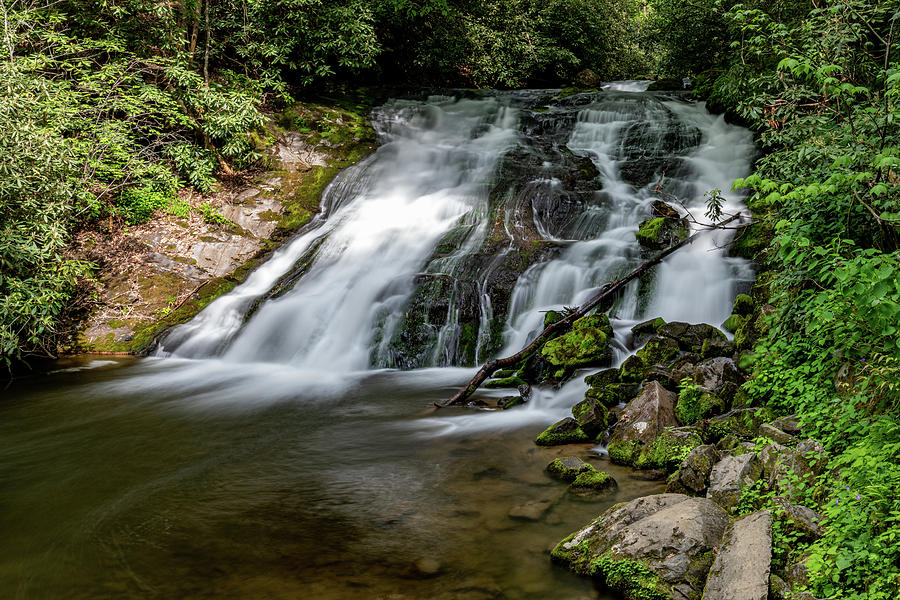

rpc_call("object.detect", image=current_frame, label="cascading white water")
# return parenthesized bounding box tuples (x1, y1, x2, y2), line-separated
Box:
(502, 85, 755, 364)
(159, 96, 520, 370)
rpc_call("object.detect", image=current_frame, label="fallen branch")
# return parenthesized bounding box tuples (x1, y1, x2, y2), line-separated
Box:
(437, 213, 745, 407)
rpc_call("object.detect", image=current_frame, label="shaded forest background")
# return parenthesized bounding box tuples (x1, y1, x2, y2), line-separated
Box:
(2, 1, 900, 599)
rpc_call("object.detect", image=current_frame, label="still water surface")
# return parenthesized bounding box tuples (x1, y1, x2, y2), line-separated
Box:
(1, 357, 662, 599)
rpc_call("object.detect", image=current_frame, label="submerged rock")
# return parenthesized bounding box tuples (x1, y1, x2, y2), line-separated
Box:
(508, 498, 556, 522)
(702, 510, 772, 600)
(552, 494, 728, 600)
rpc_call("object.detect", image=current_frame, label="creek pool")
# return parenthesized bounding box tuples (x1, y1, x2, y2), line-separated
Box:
(1, 356, 663, 599)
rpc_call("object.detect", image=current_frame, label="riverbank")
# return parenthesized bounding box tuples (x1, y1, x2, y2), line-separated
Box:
(67, 99, 377, 355)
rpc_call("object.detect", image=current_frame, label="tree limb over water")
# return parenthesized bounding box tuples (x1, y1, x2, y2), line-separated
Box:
(437, 212, 745, 408)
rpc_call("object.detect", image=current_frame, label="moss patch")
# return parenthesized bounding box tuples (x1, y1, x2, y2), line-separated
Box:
(590, 553, 670, 600)
(570, 470, 615, 491)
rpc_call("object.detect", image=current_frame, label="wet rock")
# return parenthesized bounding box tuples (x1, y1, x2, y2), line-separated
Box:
(732, 293, 755, 316)
(644, 364, 676, 389)
(631, 316, 667, 345)
(670, 353, 703, 385)
(571, 398, 609, 437)
(412, 558, 443, 578)
(546, 456, 594, 481)
(636, 336, 682, 367)
(497, 395, 524, 410)
(701, 337, 733, 359)
(619, 354, 648, 382)
(636, 216, 689, 250)
(552, 494, 728, 600)
(517, 383, 532, 401)
(606, 381, 677, 465)
(540, 316, 611, 379)
(722, 314, 744, 334)
(585, 382, 638, 408)
(702, 510, 772, 600)
(759, 424, 795, 445)
(535, 417, 590, 446)
(584, 368, 620, 388)
(652, 200, 681, 219)
(667, 444, 721, 495)
(508, 498, 556, 521)
(675, 389, 726, 425)
(759, 440, 827, 496)
(484, 374, 527, 389)
(629, 469, 667, 481)
(707, 453, 762, 512)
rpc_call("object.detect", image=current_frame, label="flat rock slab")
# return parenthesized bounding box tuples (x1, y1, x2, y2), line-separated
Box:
(703, 510, 772, 600)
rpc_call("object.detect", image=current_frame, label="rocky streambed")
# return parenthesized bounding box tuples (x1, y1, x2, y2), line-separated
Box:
(470, 281, 827, 600)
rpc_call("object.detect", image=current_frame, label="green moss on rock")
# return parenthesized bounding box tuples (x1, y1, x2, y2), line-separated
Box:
(590, 553, 670, 600)
(540, 326, 609, 372)
(536, 417, 591, 446)
(570, 469, 616, 492)
(732, 293, 754, 316)
(635, 336, 681, 367)
(547, 456, 594, 481)
(722, 313, 745, 334)
(484, 375, 527, 389)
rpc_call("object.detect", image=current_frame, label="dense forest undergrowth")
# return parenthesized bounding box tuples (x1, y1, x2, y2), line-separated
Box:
(1, 0, 899, 598)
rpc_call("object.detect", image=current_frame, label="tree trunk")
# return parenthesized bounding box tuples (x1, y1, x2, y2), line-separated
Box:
(437, 213, 745, 408)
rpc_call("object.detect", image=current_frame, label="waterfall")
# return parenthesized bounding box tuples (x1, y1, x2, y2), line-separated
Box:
(158, 85, 754, 380)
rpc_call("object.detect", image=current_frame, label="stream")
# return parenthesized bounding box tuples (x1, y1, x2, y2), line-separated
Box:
(0, 83, 754, 599)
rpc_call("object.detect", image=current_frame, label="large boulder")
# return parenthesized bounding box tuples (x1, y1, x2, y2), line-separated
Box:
(540, 314, 612, 379)
(552, 494, 729, 600)
(702, 510, 772, 600)
(571, 398, 610, 437)
(659, 322, 728, 354)
(692, 357, 744, 402)
(607, 381, 677, 465)
(667, 444, 721, 495)
(636, 336, 682, 367)
(706, 453, 763, 512)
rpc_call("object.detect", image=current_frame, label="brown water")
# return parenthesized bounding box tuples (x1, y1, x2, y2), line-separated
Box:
(0, 356, 663, 599)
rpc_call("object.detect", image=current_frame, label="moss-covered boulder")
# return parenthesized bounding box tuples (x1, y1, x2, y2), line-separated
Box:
(547, 456, 594, 481)
(636, 336, 681, 367)
(675, 390, 726, 425)
(584, 368, 620, 388)
(540, 316, 611, 379)
(732, 293, 755, 316)
(535, 417, 590, 446)
(619, 354, 647, 383)
(632, 316, 667, 337)
(543, 310, 564, 329)
(635, 216, 689, 250)
(700, 337, 733, 359)
(706, 407, 773, 443)
(552, 494, 728, 600)
(572, 398, 609, 437)
(659, 321, 728, 353)
(721, 313, 745, 334)
(569, 469, 617, 493)
(632, 427, 703, 471)
(666, 444, 721, 495)
(606, 381, 680, 467)
(585, 382, 639, 408)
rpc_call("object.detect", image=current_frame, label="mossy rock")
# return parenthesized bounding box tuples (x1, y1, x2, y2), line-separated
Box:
(536, 417, 590, 446)
(570, 470, 617, 493)
(618, 354, 647, 383)
(543, 310, 564, 328)
(636, 216, 689, 250)
(500, 396, 525, 410)
(631, 316, 666, 341)
(590, 554, 670, 600)
(722, 313, 745, 334)
(572, 398, 609, 436)
(633, 428, 703, 471)
(585, 382, 639, 408)
(584, 368, 620, 388)
(701, 337, 733, 359)
(540, 326, 609, 374)
(574, 313, 613, 337)
(493, 369, 516, 378)
(732, 293, 754, 316)
(706, 407, 774, 442)
(547, 456, 594, 481)
(675, 391, 725, 425)
(484, 375, 527, 389)
(635, 336, 681, 367)
(733, 318, 756, 352)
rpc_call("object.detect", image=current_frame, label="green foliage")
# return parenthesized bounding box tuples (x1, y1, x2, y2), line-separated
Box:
(686, 0, 900, 598)
(198, 202, 231, 226)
